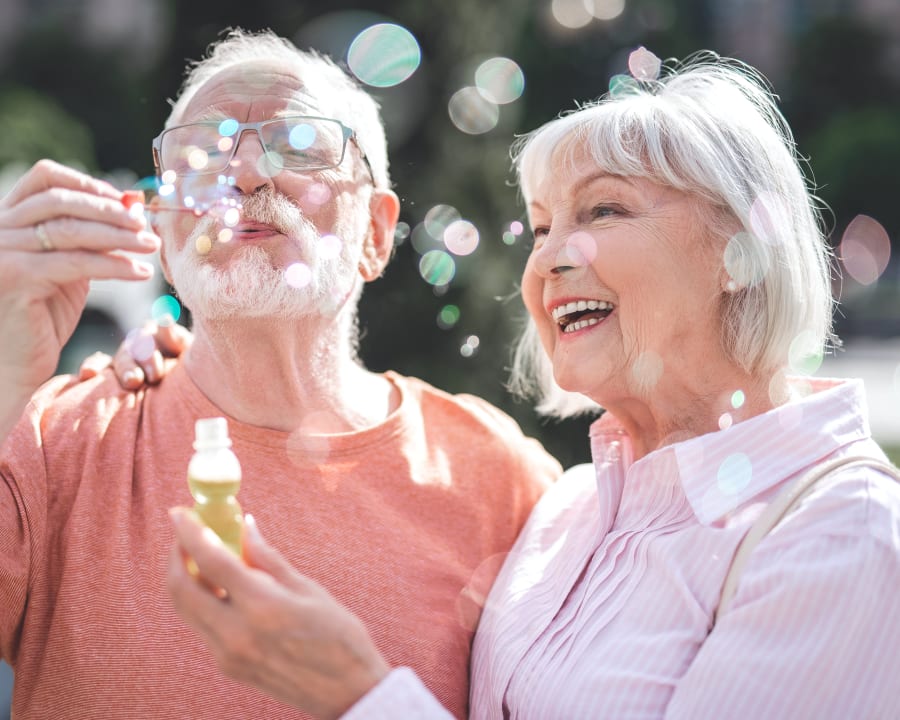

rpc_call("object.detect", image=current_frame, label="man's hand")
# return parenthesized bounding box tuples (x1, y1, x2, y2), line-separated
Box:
(0, 160, 159, 440)
(78, 318, 193, 389)
(168, 509, 390, 719)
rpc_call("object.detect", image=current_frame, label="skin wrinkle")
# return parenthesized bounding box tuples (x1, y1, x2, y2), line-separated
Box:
(523, 151, 772, 459)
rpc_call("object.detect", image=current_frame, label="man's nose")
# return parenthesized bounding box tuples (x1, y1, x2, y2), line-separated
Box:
(228, 128, 275, 195)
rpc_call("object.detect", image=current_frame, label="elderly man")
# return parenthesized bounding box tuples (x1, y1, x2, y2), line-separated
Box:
(0, 30, 558, 719)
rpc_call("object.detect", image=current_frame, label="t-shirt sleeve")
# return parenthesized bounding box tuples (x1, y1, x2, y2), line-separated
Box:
(0, 401, 47, 663)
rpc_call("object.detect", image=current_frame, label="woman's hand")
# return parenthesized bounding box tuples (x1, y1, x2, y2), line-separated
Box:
(78, 318, 193, 389)
(0, 160, 159, 440)
(168, 509, 390, 719)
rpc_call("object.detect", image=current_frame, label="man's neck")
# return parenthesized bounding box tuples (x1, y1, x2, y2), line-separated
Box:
(182, 316, 397, 433)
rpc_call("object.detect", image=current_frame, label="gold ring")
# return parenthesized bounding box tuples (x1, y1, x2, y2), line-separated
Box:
(35, 223, 54, 252)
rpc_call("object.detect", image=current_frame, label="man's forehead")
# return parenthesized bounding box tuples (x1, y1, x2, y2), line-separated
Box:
(184, 60, 330, 119)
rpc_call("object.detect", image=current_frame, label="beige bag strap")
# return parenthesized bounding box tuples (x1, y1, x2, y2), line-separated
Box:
(714, 455, 900, 626)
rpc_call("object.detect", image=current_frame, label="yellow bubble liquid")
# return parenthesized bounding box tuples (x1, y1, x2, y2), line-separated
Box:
(188, 476, 243, 555)
(188, 417, 243, 556)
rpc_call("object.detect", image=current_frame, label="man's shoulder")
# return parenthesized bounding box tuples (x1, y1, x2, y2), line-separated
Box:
(391, 371, 531, 435)
(389, 371, 562, 479)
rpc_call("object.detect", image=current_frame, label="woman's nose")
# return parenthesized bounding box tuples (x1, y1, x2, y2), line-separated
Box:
(531, 229, 594, 277)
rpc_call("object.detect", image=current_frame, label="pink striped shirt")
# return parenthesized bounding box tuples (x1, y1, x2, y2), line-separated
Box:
(346, 377, 900, 718)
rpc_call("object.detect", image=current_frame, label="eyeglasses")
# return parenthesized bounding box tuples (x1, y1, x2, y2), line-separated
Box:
(152, 115, 375, 183)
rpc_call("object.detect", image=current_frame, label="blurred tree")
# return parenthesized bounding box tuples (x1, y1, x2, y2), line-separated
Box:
(0, 86, 96, 168)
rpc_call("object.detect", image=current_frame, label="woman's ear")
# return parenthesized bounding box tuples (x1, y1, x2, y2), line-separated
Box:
(360, 189, 400, 281)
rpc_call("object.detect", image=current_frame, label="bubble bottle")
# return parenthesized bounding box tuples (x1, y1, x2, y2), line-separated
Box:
(188, 417, 243, 555)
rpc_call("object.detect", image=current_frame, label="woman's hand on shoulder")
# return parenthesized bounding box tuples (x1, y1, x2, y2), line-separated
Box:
(78, 317, 193, 389)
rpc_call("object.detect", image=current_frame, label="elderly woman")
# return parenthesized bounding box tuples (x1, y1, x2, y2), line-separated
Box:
(96, 52, 900, 717)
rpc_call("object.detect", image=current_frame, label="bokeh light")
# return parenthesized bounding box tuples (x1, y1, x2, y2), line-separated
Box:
(394, 221, 411, 242)
(347, 23, 421, 88)
(289, 123, 317, 150)
(195, 234, 212, 255)
(217, 228, 233, 244)
(444, 219, 480, 256)
(319, 234, 343, 260)
(551, 0, 593, 28)
(839, 214, 891, 286)
(510, 220, 524, 235)
(502, 231, 517, 245)
(285, 262, 312, 289)
(749, 192, 789, 246)
(724, 231, 769, 288)
(474, 57, 525, 104)
(304, 183, 332, 206)
(717, 453, 752, 495)
(218, 118, 239, 137)
(151, 294, 181, 323)
(586, 0, 626, 20)
(731, 390, 746, 409)
(448, 87, 499, 134)
(437, 304, 460, 329)
(419, 250, 456, 285)
(631, 351, 663, 391)
(424, 204, 461, 239)
(608, 74, 639, 97)
(628, 46, 661, 80)
(565, 231, 599, 264)
(411, 222, 443, 254)
(223, 207, 241, 227)
(718, 413, 733, 431)
(788, 330, 823, 375)
(460, 335, 480, 357)
(126, 328, 156, 363)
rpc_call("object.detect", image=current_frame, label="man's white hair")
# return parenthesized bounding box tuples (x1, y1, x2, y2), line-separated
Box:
(166, 28, 391, 190)
(509, 51, 835, 418)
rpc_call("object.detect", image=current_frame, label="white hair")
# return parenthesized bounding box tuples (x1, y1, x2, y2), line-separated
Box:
(166, 28, 391, 190)
(509, 51, 835, 417)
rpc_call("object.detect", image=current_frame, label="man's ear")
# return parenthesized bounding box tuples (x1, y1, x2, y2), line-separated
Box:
(359, 188, 400, 281)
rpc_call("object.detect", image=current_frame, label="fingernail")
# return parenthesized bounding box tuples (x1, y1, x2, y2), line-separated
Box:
(244, 513, 261, 542)
(135, 261, 155, 277)
(157, 312, 175, 328)
(123, 369, 140, 386)
(202, 527, 224, 547)
(138, 231, 160, 249)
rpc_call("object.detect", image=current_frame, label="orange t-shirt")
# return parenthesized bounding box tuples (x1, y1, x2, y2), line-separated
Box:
(0, 364, 559, 719)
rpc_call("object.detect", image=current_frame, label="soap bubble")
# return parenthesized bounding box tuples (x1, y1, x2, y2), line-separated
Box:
(347, 23, 421, 87)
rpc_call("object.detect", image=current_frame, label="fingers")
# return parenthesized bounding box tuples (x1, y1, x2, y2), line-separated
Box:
(169, 507, 257, 599)
(241, 514, 303, 588)
(156, 317, 194, 356)
(167, 524, 231, 630)
(0, 159, 121, 209)
(0, 160, 159, 256)
(77, 351, 112, 381)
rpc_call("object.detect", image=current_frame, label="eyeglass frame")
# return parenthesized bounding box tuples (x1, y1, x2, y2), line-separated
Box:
(151, 115, 376, 185)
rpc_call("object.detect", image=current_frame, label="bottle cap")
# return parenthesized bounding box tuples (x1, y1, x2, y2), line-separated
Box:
(193, 417, 232, 450)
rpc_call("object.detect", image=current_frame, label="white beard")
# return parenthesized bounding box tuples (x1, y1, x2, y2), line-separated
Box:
(167, 189, 362, 320)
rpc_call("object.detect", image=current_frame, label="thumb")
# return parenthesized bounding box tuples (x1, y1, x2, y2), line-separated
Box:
(241, 514, 299, 586)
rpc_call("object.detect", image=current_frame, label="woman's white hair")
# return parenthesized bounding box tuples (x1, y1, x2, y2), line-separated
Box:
(509, 51, 835, 418)
(166, 28, 391, 190)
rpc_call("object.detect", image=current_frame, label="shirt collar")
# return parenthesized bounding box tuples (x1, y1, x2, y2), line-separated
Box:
(589, 377, 872, 525)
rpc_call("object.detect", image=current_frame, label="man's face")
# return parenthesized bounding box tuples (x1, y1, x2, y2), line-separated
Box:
(157, 60, 374, 321)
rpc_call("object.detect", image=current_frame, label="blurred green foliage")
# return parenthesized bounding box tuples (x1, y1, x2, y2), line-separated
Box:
(2, 1, 898, 468)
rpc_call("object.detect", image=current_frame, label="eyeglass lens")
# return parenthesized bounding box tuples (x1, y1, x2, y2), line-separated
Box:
(160, 117, 347, 175)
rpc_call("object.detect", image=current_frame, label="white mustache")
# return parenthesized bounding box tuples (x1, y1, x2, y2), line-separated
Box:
(198, 189, 314, 238)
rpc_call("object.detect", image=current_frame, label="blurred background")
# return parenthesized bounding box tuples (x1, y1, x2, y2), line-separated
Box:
(2, 0, 899, 714)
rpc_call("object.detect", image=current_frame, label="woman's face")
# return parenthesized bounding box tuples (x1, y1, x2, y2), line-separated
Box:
(521, 149, 729, 408)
